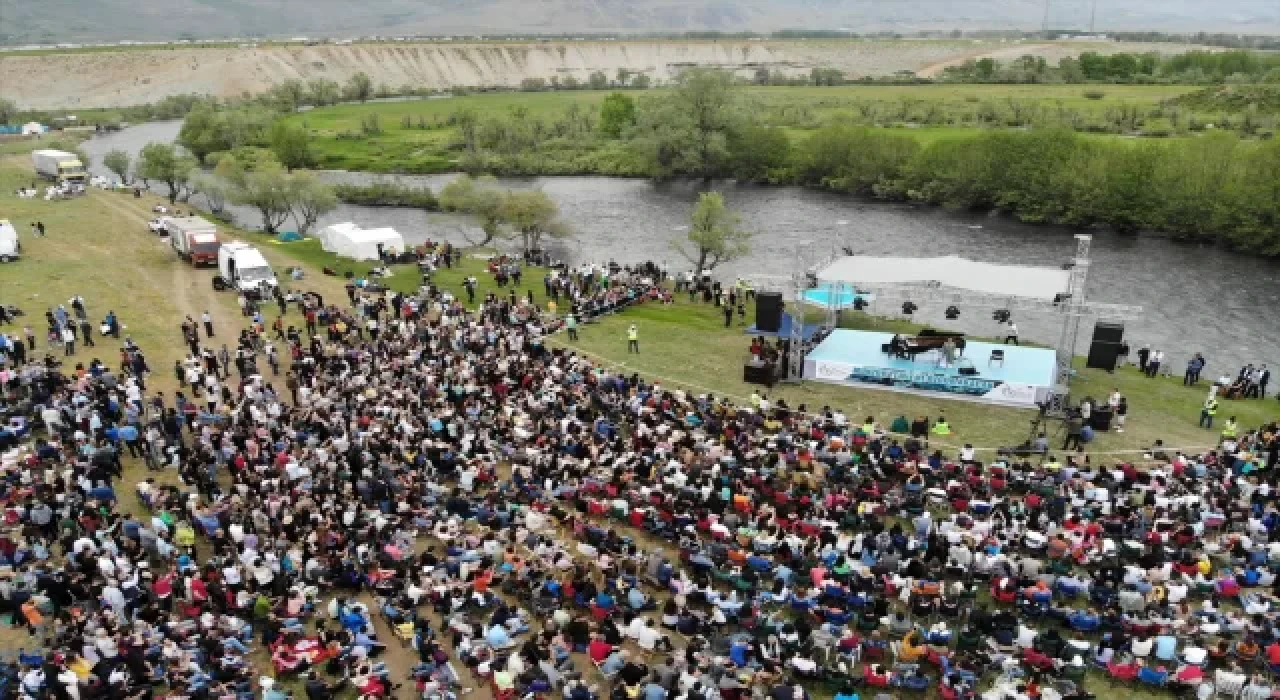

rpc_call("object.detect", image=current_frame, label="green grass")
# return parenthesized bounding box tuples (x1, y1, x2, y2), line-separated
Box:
(261, 243, 1273, 456)
(286, 84, 1220, 174)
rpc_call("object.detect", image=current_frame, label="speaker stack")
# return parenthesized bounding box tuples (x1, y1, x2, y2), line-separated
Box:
(755, 292, 784, 333)
(1085, 321, 1124, 370)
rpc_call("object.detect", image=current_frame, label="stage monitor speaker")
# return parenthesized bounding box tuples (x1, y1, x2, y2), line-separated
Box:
(1092, 321, 1125, 345)
(756, 292, 783, 333)
(1086, 341, 1121, 371)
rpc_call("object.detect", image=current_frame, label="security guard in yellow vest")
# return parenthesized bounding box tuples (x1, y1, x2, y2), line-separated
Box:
(1222, 416, 1238, 439)
(627, 324, 639, 354)
(1199, 397, 1219, 430)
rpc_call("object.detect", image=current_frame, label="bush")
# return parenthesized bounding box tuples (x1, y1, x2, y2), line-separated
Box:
(1083, 90, 1107, 100)
(333, 181, 438, 209)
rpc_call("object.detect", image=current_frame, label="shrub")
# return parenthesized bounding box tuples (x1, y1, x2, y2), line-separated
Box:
(1083, 90, 1107, 100)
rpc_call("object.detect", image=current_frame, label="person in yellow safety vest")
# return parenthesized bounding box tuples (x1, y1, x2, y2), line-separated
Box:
(1200, 397, 1219, 429)
(931, 416, 951, 436)
(627, 324, 639, 354)
(1222, 416, 1238, 439)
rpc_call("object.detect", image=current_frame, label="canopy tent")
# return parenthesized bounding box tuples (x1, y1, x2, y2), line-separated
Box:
(816, 255, 1071, 302)
(315, 222, 406, 261)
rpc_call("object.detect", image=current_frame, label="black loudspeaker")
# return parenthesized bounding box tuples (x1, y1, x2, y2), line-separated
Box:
(1092, 321, 1125, 345)
(756, 292, 783, 333)
(1086, 341, 1121, 371)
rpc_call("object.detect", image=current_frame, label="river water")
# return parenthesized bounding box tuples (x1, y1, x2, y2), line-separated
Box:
(84, 121, 1280, 374)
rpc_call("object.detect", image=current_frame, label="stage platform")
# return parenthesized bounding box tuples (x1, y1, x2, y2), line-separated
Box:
(803, 329, 1057, 407)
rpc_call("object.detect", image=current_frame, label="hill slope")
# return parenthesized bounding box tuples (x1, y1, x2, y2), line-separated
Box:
(1, 0, 1278, 44)
(0, 39, 1198, 110)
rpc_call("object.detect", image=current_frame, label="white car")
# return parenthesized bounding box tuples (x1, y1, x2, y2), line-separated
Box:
(148, 217, 170, 235)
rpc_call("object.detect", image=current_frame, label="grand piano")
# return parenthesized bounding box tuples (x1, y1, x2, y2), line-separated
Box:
(883, 329, 967, 360)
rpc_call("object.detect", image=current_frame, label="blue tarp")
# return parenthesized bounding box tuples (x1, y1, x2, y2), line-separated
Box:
(745, 312, 823, 341)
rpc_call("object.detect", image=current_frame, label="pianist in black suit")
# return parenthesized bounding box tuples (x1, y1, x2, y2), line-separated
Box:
(888, 334, 905, 359)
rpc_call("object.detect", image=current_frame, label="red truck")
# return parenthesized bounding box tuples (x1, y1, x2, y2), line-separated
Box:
(165, 216, 221, 266)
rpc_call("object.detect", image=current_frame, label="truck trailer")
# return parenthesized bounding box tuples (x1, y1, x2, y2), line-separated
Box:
(31, 149, 87, 183)
(165, 216, 221, 266)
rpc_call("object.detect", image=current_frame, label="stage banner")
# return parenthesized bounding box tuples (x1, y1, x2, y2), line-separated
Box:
(810, 359, 855, 381)
(981, 382, 1040, 406)
(818, 365, 1044, 406)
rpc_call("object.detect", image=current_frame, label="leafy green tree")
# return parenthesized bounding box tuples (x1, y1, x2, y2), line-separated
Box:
(728, 125, 791, 182)
(345, 72, 374, 102)
(1057, 57, 1086, 83)
(190, 172, 231, 215)
(598, 92, 636, 138)
(1108, 53, 1140, 79)
(588, 71, 609, 90)
(631, 74, 651, 89)
(439, 175, 506, 247)
(500, 189, 569, 253)
(633, 68, 741, 180)
(616, 69, 631, 87)
(103, 149, 132, 184)
(136, 142, 196, 203)
(230, 160, 293, 233)
(307, 79, 342, 106)
(269, 121, 313, 172)
(798, 125, 919, 195)
(452, 109, 479, 153)
(178, 103, 223, 164)
(1078, 52, 1110, 80)
(0, 98, 17, 124)
(286, 172, 337, 234)
(676, 191, 751, 272)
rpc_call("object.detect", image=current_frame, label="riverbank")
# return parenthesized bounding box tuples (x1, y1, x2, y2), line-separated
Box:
(280, 83, 1280, 255)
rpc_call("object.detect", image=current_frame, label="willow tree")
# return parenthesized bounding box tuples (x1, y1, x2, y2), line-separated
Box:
(676, 191, 751, 272)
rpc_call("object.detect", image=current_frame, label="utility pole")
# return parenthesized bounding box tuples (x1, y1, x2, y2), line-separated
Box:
(1089, 0, 1098, 34)
(1042, 0, 1052, 35)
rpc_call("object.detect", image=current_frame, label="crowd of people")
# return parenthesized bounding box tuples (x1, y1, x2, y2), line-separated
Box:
(2, 255, 1280, 700)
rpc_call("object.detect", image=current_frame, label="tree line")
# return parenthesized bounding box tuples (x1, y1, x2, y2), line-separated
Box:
(106, 143, 336, 235)
(942, 50, 1280, 85)
(443, 69, 1280, 254)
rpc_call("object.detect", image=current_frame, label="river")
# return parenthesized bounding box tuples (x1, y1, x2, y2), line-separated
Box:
(83, 120, 1280, 375)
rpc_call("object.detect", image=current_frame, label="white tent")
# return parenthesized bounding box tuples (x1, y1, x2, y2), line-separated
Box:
(321, 224, 406, 261)
(20, 122, 46, 135)
(316, 222, 359, 251)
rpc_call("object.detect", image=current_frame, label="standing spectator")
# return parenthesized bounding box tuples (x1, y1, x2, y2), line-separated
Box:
(61, 326, 75, 356)
(1147, 349, 1164, 378)
(1137, 344, 1151, 373)
(201, 310, 214, 338)
(79, 318, 95, 347)
(1185, 354, 1205, 386)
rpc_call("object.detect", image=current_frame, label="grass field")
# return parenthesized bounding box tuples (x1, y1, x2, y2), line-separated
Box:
(284, 83, 1217, 173)
(252, 238, 1279, 456)
(0, 149, 1271, 700)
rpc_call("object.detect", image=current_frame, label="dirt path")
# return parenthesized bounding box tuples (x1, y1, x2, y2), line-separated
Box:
(916, 42, 1054, 77)
(93, 192, 246, 347)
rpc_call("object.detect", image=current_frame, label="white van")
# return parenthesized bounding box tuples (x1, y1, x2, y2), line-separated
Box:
(0, 220, 19, 262)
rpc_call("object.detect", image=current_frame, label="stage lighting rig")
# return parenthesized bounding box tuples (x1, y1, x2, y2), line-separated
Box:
(945, 305, 960, 320)
(853, 297, 867, 311)
(901, 301, 919, 316)
(992, 309, 1012, 324)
